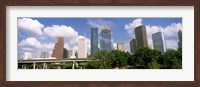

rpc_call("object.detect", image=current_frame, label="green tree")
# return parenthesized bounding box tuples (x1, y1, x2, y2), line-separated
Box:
(163, 49, 182, 69)
(147, 58, 160, 69)
(133, 47, 161, 69)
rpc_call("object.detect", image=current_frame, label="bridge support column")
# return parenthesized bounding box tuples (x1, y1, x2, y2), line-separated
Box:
(72, 61, 75, 69)
(22, 64, 26, 69)
(33, 62, 36, 69)
(43, 63, 46, 69)
(58, 66, 61, 69)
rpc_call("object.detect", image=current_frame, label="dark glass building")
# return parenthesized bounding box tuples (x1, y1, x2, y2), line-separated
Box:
(100, 26, 113, 51)
(130, 39, 137, 54)
(178, 30, 182, 48)
(91, 28, 99, 56)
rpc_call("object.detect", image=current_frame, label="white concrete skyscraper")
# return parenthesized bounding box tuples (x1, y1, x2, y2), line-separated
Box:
(78, 37, 87, 58)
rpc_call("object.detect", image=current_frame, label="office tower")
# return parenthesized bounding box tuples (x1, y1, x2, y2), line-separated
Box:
(68, 50, 73, 58)
(75, 52, 78, 58)
(78, 37, 87, 58)
(178, 30, 182, 48)
(23, 52, 32, 60)
(52, 37, 64, 58)
(40, 51, 49, 58)
(117, 43, 125, 51)
(63, 48, 68, 58)
(91, 27, 99, 56)
(152, 31, 166, 53)
(100, 26, 113, 51)
(130, 39, 137, 54)
(135, 26, 148, 48)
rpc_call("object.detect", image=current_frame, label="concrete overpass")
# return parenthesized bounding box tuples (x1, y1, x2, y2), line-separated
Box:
(18, 58, 93, 69)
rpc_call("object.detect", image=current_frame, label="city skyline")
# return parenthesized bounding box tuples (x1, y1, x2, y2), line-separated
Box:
(18, 18, 182, 59)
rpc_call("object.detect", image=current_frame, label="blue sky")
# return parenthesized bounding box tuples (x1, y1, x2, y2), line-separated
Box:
(18, 18, 182, 59)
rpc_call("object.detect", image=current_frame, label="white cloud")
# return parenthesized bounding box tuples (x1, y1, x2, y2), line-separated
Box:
(18, 37, 55, 58)
(43, 25, 79, 45)
(87, 19, 113, 32)
(18, 18, 44, 36)
(124, 18, 142, 38)
(146, 23, 182, 50)
(19, 37, 42, 49)
(113, 43, 117, 50)
(124, 18, 182, 50)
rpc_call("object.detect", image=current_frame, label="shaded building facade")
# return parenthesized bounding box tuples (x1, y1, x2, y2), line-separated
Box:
(91, 27, 99, 56)
(178, 30, 182, 48)
(63, 48, 68, 58)
(100, 26, 113, 51)
(152, 32, 166, 53)
(135, 26, 148, 48)
(52, 37, 64, 58)
(130, 39, 137, 54)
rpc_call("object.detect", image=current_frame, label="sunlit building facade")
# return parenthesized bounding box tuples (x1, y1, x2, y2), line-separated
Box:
(152, 31, 166, 53)
(78, 37, 87, 58)
(117, 43, 125, 51)
(52, 37, 64, 58)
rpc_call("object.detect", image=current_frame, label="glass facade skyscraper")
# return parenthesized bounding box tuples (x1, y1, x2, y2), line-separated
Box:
(152, 31, 166, 53)
(91, 28, 98, 56)
(178, 30, 182, 48)
(100, 26, 113, 51)
(130, 39, 137, 54)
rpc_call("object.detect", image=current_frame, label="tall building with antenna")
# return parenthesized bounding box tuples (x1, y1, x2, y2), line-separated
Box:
(78, 36, 87, 58)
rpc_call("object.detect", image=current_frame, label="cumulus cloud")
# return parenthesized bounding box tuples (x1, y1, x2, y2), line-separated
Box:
(113, 43, 117, 50)
(19, 37, 42, 49)
(43, 25, 79, 45)
(87, 19, 114, 32)
(18, 37, 55, 58)
(18, 18, 44, 36)
(125, 18, 182, 50)
(124, 18, 142, 38)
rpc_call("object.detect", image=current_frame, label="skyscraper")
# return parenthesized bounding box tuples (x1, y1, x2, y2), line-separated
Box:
(100, 26, 113, 51)
(152, 31, 166, 53)
(68, 50, 73, 58)
(178, 30, 182, 48)
(40, 51, 49, 58)
(135, 26, 148, 48)
(52, 37, 64, 58)
(78, 37, 87, 58)
(91, 27, 98, 56)
(130, 39, 137, 54)
(117, 43, 125, 51)
(63, 48, 68, 58)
